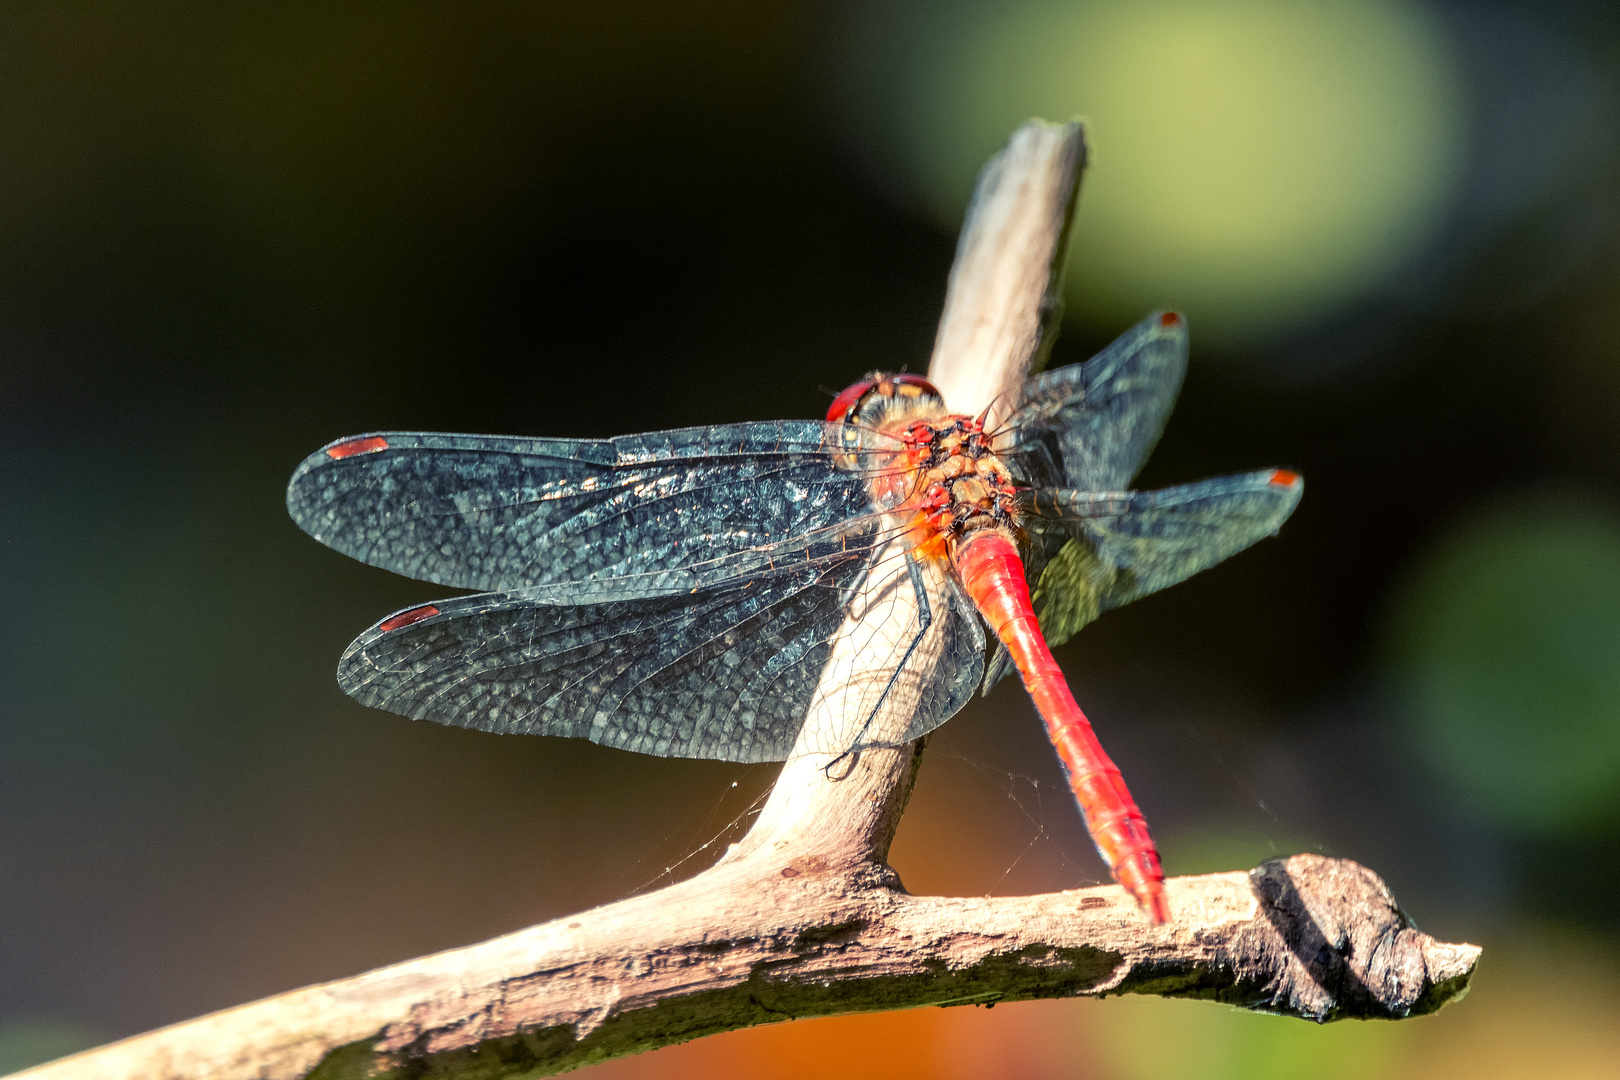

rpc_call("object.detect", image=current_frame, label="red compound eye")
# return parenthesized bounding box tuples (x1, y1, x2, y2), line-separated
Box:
(826, 373, 942, 423)
(826, 378, 879, 423)
(1159, 311, 1181, 327)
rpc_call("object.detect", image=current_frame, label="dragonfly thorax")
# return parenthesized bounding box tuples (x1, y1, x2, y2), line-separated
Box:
(858, 411, 1025, 559)
(914, 434, 1022, 552)
(824, 366, 1025, 550)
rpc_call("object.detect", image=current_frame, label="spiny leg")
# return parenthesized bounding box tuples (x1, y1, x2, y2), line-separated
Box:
(825, 552, 934, 777)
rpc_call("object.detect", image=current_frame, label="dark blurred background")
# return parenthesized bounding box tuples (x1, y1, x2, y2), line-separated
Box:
(4, 2, 1620, 1077)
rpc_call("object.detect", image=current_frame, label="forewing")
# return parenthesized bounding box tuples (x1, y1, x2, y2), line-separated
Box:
(338, 546, 985, 763)
(1007, 310, 1188, 491)
(1023, 468, 1303, 651)
(287, 421, 881, 597)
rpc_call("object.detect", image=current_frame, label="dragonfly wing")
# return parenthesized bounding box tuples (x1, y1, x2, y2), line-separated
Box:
(899, 575, 985, 743)
(981, 637, 1019, 693)
(288, 421, 882, 597)
(1020, 468, 1303, 652)
(338, 548, 984, 763)
(1008, 310, 1188, 491)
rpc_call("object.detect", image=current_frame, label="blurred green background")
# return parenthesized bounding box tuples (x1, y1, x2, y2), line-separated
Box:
(4, 2, 1620, 1077)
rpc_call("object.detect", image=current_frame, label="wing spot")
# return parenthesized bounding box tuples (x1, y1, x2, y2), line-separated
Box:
(1159, 311, 1181, 327)
(379, 604, 441, 632)
(327, 435, 390, 459)
(1267, 469, 1300, 487)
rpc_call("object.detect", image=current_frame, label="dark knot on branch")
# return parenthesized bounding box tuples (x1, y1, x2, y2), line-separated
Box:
(1228, 854, 1478, 1022)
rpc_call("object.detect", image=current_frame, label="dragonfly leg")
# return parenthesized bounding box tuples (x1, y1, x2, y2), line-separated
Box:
(825, 553, 934, 778)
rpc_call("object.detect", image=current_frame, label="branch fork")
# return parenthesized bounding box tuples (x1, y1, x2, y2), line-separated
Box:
(20, 121, 1479, 1080)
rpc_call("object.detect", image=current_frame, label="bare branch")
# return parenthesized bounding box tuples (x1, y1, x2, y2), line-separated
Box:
(14, 121, 1480, 1080)
(17, 855, 1478, 1080)
(928, 118, 1085, 428)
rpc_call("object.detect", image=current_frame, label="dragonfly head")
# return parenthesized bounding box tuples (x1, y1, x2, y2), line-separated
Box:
(826, 373, 944, 430)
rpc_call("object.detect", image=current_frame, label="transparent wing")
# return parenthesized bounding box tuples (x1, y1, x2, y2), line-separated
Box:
(1006, 309, 1188, 492)
(337, 542, 984, 764)
(287, 421, 887, 598)
(1022, 468, 1304, 651)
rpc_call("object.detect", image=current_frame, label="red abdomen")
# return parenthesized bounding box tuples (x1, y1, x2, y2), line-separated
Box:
(953, 529, 1169, 924)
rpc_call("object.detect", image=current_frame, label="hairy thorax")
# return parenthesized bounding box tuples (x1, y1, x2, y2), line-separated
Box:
(829, 374, 1022, 562)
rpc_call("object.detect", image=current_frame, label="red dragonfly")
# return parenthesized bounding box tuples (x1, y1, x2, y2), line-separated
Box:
(288, 311, 1301, 923)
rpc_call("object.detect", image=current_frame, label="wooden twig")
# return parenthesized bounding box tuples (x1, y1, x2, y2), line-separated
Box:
(927, 119, 1083, 428)
(17, 121, 1479, 1080)
(19, 853, 1479, 1080)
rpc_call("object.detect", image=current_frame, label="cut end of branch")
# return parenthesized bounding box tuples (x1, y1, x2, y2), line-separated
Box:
(1208, 854, 1480, 1022)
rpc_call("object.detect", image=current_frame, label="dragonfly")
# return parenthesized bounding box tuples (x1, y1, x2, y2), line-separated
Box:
(287, 310, 1301, 924)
